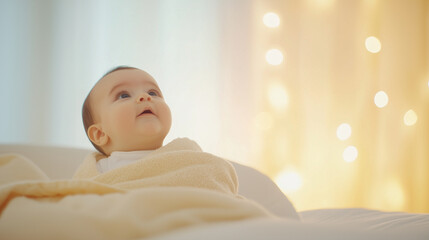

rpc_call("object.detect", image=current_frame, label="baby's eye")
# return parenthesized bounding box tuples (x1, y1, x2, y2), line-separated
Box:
(117, 92, 131, 100)
(148, 90, 159, 97)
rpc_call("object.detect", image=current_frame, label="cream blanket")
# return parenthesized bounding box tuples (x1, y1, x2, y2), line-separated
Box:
(0, 138, 271, 240)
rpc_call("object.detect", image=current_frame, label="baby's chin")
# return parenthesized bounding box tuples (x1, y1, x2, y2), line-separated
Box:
(135, 121, 166, 136)
(109, 121, 169, 151)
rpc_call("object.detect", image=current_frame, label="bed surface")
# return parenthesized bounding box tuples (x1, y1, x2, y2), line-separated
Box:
(301, 208, 429, 231)
(1, 143, 428, 239)
(146, 217, 429, 240)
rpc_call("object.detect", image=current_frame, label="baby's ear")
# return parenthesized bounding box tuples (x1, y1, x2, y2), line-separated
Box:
(87, 124, 108, 147)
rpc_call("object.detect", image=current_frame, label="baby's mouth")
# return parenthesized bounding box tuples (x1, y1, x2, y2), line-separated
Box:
(138, 109, 154, 117)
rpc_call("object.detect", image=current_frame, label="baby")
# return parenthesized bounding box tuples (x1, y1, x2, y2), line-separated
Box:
(82, 66, 172, 172)
(0, 67, 276, 239)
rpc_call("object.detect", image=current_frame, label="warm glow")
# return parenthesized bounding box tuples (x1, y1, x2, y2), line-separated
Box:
(374, 91, 389, 108)
(336, 123, 352, 141)
(263, 12, 280, 28)
(343, 146, 358, 162)
(275, 170, 303, 193)
(385, 180, 405, 210)
(265, 49, 284, 65)
(254, 112, 274, 131)
(307, 0, 336, 9)
(268, 82, 288, 111)
(365, 36, 381, 53)
(403, 109, 418, 126)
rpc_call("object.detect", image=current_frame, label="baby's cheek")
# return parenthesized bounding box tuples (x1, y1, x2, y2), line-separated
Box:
(113, 108, 135, 128)
(159, 104, 171, 119)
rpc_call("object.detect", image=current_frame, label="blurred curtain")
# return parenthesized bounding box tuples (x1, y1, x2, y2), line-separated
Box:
(251, 0, 429, 213)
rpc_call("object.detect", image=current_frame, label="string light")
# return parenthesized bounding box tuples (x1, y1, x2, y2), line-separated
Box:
(275, 170, 303, 193)
(336, 123, 352, 141)
(403, 109, 418, 126)
(374, 91, 389, 108)
(343, 146, 358, 162)
(265, 49, 284, 65)
(365, 36, 381, 53)
(263, 12, 280, 28)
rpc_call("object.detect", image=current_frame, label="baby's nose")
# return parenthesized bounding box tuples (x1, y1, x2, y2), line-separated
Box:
(136, 94, 151, 103)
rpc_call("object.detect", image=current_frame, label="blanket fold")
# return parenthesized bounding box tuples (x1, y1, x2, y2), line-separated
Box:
(0, 138, 271, 240)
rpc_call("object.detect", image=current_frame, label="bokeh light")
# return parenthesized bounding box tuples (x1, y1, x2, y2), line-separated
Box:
(374, 91, 389, 108)
(343, 146, 358, 162)
(336, 123, 352, 141)
(365, 36, 382, 53)
(265, 49, 284, 65)
(403, 109, 418, 126)
(263, 12, 280, 28)
(275, 170, 303, 193)
(268, 82, 288, 111)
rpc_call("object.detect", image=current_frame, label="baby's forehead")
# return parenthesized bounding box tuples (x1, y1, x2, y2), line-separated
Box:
(89, 69, 160, 108)
(92, 69, 160, 94)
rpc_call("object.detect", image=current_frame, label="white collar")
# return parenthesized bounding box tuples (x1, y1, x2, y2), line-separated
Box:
(97, 150, 154, 173)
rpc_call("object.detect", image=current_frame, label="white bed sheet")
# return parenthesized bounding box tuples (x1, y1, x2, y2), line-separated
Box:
(300, 208, 429, 231)
(146, 216, 429, 240)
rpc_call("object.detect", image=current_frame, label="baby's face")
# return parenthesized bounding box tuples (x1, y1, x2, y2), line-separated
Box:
(89, 69, 171, 155)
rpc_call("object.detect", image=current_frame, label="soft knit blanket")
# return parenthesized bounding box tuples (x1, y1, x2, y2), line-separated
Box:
(0, 138, 271, 240)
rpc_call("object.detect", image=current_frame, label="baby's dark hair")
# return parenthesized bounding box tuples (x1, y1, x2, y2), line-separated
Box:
(82, 66, 137, 155)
